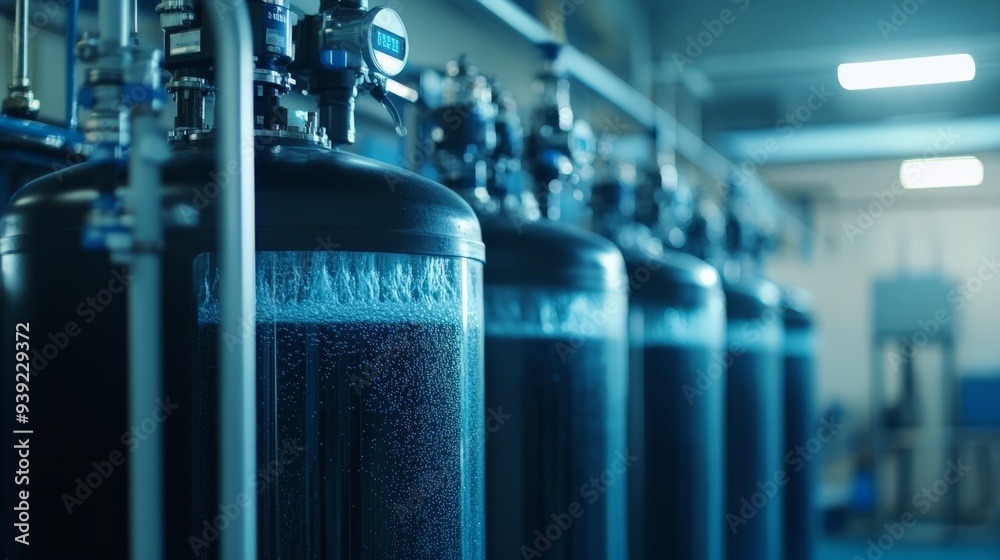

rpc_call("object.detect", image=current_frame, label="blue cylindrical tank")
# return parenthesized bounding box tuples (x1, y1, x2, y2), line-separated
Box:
(0, 117, 86, 211)
(480, 217, 629, 560)
(0, 139, 487, 560)
(722, 274, 784, 560)
(5, 21, 490, 555)
(782, 286, 818, 560)
(592, 165, 726, 560)
(3, 2, 487, 558)
(427, 57, 629, 560)
(718, 192, 785, 560)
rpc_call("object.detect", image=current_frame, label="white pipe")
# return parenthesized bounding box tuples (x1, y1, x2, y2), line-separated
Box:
(99, 0, 130, 47)
(12, 0, 28, 88)
(128, 106, 166, 560)
(207, 0, 257, 559)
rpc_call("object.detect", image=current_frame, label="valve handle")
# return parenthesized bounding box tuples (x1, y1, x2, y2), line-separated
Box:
(370, 77, 407, 137)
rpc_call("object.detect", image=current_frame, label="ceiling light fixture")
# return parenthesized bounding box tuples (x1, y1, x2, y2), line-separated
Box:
(900, 156, 984, 189)
(838, 54, 976, 90)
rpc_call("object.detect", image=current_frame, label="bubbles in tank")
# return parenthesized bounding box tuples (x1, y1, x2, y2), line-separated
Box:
(195, 251, 484, 560)
(483, 285, 628, 340)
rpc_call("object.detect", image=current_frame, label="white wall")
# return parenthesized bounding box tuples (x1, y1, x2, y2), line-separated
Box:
(0, 13, 71, 124)
(0, 9, 173, 126)
(764, 157, 1000, 423)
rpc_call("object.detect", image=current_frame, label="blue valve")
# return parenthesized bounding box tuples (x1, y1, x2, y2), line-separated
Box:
(82, 193, 132, 254)
(77, 84, 167, 112)
(319, 49, 350, 70)
(122, 83, 168, 108)
(77, 86, 95, 110)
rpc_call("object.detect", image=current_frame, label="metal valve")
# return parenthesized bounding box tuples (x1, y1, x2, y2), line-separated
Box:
(300, 3, 409, 144)
(321, 6, 407, 78)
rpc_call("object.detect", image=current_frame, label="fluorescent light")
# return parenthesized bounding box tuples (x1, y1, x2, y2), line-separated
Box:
(900, 156, 984, 189)
(385, 79, 419, 103)
(838, 54, 975, 90)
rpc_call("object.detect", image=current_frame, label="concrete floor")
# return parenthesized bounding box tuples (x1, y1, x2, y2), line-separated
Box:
(819, 539, 1000, 560)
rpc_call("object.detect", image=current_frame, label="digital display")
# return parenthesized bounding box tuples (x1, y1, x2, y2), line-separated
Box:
(373, 26, 406, 60)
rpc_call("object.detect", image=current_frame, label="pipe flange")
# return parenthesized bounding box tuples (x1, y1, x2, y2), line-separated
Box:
(168, 127, 330, 149)
(155, 0, 196, 30)
(253, 68, 294, 90)
(166, 76, 215, 93)
(2, 88, 41, 119)
(84, 66, 126, 86)
(252, 128, 330, 148)
(166, 127, 213, 142)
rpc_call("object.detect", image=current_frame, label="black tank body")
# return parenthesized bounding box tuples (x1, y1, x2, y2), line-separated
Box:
(476, 210, 630, 560)
(1, 140, 486, 560)
(781, 287, 817, 560)
(619, 245, 726, 560)
(723, 275, 785, 560)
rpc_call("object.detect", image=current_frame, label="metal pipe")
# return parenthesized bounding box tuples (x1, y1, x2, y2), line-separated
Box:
(12, 0, 28, 88)
(127, 67, 167, 560)
(66, 0, 80, 128)
(468, 0, 739, 185)
(207, 0, 257, 558)
(99, 0, 130, 48)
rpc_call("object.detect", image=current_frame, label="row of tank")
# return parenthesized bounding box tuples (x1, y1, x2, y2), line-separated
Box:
(0, 0, 816, 559)
(420, 53, 819, 560)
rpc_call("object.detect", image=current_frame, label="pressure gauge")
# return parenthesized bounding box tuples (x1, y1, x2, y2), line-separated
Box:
(363, 7, 407, 77)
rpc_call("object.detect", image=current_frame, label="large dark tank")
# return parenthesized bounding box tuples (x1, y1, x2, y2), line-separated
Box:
(0, 0, 87, 209)
(718, 188, 785, 560)
(0, 118, 86, 211)
(1, 2, 485, 559)
(721, 271, 784, 560)
(591, 160, 726, 560)
(426, 57, 629, 560)
(782, 287, 818, 560)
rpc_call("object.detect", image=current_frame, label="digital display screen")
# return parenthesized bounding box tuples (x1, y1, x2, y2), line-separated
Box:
(373, 26, 406, 60)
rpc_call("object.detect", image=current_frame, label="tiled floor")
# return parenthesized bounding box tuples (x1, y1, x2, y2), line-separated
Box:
(818, 539, 1000, 560)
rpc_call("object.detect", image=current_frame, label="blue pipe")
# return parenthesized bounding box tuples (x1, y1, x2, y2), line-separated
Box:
(0, 114, 84, 144)
(65, 0, 79, 129)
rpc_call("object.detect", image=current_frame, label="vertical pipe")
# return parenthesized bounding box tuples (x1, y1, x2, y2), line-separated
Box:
(207, 0, 257, 559)
(11, 0, 29, 88)
(98, 0, 130, 48)
(66, 0, 80, 128)
(128, 106, 166, 560)
(870, 337, 885, 527)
